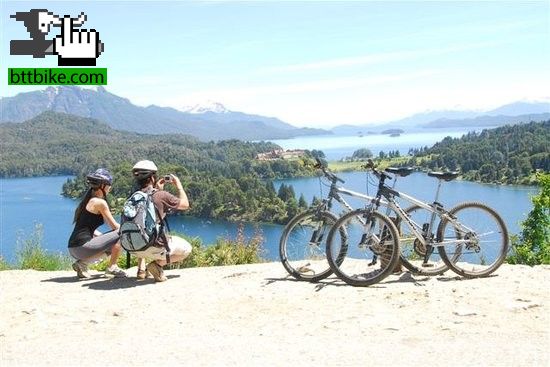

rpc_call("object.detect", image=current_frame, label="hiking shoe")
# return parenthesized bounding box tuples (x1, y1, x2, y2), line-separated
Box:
(105, 265, 127, 278)
(136, 268, 149, 280)
(72, 260, 90, 279)
(146, 262, 167, 282)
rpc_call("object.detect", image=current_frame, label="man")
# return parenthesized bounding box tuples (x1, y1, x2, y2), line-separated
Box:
(132, 160, 192, 282)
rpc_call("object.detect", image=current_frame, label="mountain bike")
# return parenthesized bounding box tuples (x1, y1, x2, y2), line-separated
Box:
(327, 160, 509, 283)
(279, 160, 411, 282)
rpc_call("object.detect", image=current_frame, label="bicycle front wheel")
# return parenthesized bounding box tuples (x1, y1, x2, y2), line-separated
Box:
(326, 209, 400, 287)
(437, 202, 509, 278)
(279, 210, 344, 282)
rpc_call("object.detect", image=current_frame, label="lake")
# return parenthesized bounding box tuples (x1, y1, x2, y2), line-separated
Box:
(270, 129, 476, 160)
(0, 173, 538, 264)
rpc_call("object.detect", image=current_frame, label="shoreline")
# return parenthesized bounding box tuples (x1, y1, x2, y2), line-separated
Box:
(327, 163, 541, 187)
(1, 262, 548, 366)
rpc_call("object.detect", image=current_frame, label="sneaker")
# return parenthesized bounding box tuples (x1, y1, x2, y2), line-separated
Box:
(136, 268, 149, 280)
(72, 260, 90, 279)
(105, 265, 127, 278)
(146, 262, 167, 282)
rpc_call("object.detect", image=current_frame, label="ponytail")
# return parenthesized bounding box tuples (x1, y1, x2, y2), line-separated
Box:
(73, 188, 93, 224)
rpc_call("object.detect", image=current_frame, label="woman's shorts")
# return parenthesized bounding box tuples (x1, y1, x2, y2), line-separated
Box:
(68, 230, 120, 261)
(132, 236, 192, 263)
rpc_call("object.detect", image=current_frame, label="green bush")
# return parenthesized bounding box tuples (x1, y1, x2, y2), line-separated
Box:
(0, 257, 11, 270)
(16, 224, 73, 271)
(507, 172, 550, 265)
(5, 222, 264, 272)
(173, 225, 264, 268)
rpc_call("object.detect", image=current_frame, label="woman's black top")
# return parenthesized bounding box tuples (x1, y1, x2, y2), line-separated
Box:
(68, 208, 104, 248)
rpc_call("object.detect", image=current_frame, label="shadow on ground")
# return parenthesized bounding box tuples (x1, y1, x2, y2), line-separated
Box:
(41, 274, 180, 290)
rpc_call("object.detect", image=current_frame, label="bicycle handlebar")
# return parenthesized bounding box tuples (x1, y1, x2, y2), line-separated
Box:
(361, 159, 393, 181)
(314, 158, 345, 184)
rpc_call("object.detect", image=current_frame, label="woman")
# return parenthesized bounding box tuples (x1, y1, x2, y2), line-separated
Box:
(68, 168, 126, 278)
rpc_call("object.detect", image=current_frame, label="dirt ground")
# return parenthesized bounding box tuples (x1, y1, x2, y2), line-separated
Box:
(1, 262, 548, 366)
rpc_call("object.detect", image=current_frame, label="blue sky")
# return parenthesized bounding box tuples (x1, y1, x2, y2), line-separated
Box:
(1, 1, 549, 127)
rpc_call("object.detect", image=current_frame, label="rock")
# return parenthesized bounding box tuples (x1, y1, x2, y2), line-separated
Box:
(453, 309, 477, 316)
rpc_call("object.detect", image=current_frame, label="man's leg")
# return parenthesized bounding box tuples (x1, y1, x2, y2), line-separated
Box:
(155, 236, 192, 267)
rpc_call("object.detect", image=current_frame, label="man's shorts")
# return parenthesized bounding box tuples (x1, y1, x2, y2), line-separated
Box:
(133, 236, 192, 262)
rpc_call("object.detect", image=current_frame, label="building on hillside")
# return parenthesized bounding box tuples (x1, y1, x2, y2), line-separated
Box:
(256, 149, 306, 161)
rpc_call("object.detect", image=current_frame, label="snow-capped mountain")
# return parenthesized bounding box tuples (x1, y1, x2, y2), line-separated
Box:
(181, 100, 230, 114)
(0, 86, 329, 140)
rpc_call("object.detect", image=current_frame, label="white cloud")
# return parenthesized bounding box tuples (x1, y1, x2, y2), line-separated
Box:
(163, 69, 442, 107)
(258, 41, 505, 74)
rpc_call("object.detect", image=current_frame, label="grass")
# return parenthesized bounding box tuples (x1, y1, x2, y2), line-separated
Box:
(329, 157, 412, 172)
(89, 225, 265, 271)
(173, 225, 264, 268)
(2, 222, 265, 272)
(0, 257, 11, 270)
(15, 224, 73, 271)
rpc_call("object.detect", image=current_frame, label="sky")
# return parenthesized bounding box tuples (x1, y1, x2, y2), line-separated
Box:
(1, 0, 549, 128)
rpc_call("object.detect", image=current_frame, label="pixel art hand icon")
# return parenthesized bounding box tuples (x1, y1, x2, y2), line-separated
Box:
(52, 12, 103, 66)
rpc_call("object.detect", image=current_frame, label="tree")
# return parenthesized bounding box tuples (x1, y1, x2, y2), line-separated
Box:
(265, 180, 276, 195)
(508, 173, 550, 265)
(298, 194, 308, 209)
(351, 148, 373, 160)
(277, 183, 296, 202)
(309, 149, 326, 160)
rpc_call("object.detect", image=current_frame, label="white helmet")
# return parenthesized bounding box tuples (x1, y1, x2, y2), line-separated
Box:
(132, 160, 158, 180)
(132, 160, 158, 172)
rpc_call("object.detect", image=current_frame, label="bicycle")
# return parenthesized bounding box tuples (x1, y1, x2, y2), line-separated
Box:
(279, 159, 411, 282)
(326, 160, 509, 285)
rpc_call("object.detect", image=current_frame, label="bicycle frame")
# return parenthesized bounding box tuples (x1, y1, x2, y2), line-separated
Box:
(371, 178, 477, 248)
(317, 176, 391, 217)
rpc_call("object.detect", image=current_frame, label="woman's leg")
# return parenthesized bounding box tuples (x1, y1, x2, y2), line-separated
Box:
(69, 231, 120, 264)
(108, 242, 123, 267)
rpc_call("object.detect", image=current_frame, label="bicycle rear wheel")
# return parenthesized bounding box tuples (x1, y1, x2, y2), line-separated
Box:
(326, 209, 400, 287)
(279, 210, 345, 282)
(399, 205, 449, 275)
(437, 202, 509, 278)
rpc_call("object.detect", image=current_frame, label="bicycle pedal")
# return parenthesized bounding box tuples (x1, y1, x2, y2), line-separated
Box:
(422, 263, 435, 268)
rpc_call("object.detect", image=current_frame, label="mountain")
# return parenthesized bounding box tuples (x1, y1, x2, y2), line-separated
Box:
(0, 86, 329, 141)
(331, 100, 550, 134)
(181, 101, 297, 131)
(486, 101, 550, 116)
(182, 100, 230, 114)
(422, 112, 550, 129)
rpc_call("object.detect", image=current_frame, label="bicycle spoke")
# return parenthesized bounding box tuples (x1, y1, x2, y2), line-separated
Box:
(438, 202, 508, 278)
(280, 210, 344, 281)
(327, 210, 400, 286)
(398, 205, 449, 275)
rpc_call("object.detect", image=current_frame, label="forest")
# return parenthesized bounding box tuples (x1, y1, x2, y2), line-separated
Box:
(406, 121, 550, 185)
(1, 111, 316, 223)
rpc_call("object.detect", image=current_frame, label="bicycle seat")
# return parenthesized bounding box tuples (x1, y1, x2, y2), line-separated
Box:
(428, 171, 460, 181)
(385, 167, 414, 177)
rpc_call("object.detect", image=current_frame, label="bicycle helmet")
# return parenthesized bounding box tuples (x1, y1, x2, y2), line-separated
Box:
(86, 168, 113, 187)
(132, 160, 158, 180)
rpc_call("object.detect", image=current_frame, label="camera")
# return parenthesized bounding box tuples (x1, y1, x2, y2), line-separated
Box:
(163, 175, 172, 182)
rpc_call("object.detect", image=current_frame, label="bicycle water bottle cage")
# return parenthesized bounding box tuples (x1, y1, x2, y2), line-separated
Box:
(385, 167, 414, 177)
(428, 171, 459, 181)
